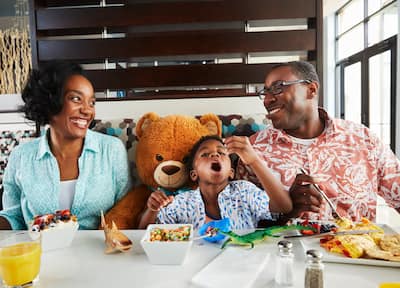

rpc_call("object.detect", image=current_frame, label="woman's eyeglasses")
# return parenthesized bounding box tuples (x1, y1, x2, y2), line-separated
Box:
(258, 79, 312, 100)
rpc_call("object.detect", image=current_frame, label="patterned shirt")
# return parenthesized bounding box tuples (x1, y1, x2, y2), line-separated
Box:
(157, 180, 272, 230)
(0, 129, 131, 230)
(236, 108, 400, 222)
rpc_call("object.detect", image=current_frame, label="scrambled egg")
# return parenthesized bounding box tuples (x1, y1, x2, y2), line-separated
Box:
(320, 218, 400, 261)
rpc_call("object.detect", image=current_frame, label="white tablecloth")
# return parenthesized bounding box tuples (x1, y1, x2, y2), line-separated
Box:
(4, 229, 399, 288)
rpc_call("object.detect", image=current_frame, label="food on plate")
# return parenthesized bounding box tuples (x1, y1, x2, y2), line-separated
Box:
(101, 211, 133, 254)
(364, 246, 400, 262)
(295, 219, 337, 235)
(333, 234, 377, 258)
(320, 217, 400, 262)
(31, 209, 77, 232)
(149, 225, 191, 242)
(379, 234, 400, 256)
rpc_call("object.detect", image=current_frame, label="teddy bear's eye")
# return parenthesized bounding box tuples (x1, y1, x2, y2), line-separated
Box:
(156, 154, 164, 162)
(182, 156, 189, 164)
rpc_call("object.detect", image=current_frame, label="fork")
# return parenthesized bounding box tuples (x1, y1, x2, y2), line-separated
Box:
(299, 168, 345, 221)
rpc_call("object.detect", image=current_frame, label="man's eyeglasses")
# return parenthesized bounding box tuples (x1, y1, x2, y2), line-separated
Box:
(258, 79, 312, 100)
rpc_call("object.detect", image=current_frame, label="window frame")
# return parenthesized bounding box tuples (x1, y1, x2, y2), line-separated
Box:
(337, 35, 397, 152)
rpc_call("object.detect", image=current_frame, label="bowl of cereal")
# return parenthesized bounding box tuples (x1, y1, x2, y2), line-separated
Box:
(140, 224, 193, 265)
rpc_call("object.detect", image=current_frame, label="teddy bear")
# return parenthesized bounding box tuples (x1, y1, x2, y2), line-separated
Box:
(104, 112, 222, 229)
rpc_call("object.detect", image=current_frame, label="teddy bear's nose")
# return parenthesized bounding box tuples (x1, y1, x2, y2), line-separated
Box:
(162, 165, 180, 175)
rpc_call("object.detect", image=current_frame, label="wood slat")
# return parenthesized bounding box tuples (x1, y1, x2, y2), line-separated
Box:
(97, 88, 251, 101)
(36, 0, 316, 30)
(44, 0, 123, 6)
(85, 63, 274, 90)
(38, 30, 316, 61)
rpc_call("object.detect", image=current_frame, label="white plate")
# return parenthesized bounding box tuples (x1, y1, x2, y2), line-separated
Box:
(300, 224, 400, 267)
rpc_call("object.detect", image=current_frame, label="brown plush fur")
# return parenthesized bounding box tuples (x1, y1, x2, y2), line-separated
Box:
(104, 113, 222, 229)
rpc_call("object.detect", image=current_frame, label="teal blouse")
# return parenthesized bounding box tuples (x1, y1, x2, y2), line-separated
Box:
(0, 129, 131, 230)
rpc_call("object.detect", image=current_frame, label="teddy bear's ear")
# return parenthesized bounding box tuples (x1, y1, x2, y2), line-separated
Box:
(199, 113, 222, 136)
(136, 112, 160, 138)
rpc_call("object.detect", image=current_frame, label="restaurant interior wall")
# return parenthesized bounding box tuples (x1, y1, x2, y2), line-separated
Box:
(27, 0, 323, 102)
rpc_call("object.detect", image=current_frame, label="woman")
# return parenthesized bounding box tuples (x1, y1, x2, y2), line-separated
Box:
(0, 61, 131, 229)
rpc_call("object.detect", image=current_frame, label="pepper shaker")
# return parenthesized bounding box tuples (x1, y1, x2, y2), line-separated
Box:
(274, 240, 294, 287)
(304, 249, 324, 288)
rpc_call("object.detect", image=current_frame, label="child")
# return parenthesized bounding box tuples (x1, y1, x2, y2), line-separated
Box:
(138, 135, 292, 230)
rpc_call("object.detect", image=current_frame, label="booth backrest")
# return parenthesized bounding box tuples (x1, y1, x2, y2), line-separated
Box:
(90, 113, 269, 187)
(0, 113, 269, 208)
(0, 130, 37, 209)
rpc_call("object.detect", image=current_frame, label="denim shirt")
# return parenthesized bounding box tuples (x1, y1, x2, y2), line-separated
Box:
(0, 129, 131, 230)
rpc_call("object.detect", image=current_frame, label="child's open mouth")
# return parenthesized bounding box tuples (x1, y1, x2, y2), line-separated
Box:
(211, 162, 221, 172)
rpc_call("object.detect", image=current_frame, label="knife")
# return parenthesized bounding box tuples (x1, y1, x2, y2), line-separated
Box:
(284, 229, 381, 239)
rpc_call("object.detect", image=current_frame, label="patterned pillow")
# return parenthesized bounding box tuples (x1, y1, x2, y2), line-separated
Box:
(0, 130, 37, 208)
(217, 114, 270, 137)
(91, 113, 269, 187)
(91, 118, 139, 186)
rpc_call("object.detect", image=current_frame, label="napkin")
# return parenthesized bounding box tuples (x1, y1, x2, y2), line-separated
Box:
(191, 246, 270, 288)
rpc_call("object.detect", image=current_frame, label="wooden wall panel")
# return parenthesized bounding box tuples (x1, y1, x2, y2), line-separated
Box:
(37, 0, 316, 30)
(86, 63, 274, 90)
(29, 0, 323, 100)
(38, 30, 316, 61)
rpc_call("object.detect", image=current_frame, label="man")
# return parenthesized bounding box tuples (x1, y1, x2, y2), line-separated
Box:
(234, 61, 400, 222)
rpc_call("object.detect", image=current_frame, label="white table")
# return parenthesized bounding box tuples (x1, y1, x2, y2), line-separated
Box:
(29, 229, 400, 288)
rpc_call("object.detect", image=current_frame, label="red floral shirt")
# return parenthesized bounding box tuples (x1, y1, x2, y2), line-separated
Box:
(236, 108, 400, 222)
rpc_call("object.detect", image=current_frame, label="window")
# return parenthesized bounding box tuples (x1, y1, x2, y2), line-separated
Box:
(367, 3, 398, 46)
(336, 0, 397, 152)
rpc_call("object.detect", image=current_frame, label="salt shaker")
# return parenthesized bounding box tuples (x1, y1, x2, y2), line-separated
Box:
(304, 249, 324, 288)
(274, 240, 294, 287)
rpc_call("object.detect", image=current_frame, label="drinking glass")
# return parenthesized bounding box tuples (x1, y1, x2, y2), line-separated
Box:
(0, 231, 41, 287)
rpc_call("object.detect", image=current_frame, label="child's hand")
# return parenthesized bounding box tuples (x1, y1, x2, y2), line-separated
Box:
(224, 136, 258, 165)
(147, 190, 174, 212)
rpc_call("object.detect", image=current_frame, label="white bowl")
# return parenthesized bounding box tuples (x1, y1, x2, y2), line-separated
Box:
(40, 221, 79, 251)
(140, 224, 193, 265)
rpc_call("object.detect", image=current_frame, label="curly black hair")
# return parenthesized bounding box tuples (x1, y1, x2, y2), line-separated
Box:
(20, 61, 85, 126)
(186, 135, 234, 173)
